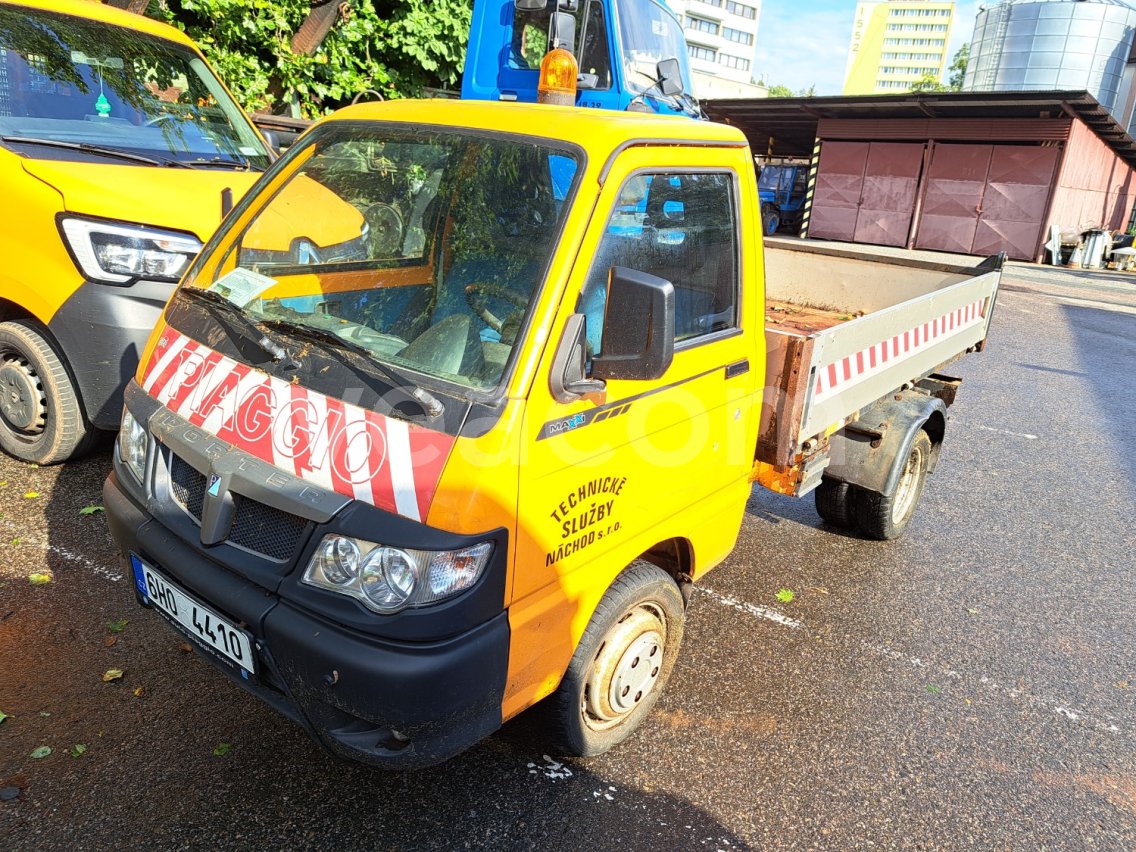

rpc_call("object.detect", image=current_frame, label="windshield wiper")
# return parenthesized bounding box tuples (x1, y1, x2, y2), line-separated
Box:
(176, 286, 287, 365)
(192, 156, 259, 172)
(0, 135, 193, 168)
(257, 317, 445, 419)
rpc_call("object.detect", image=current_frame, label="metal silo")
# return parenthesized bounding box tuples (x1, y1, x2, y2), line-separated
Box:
(963, 0, 1136, 112)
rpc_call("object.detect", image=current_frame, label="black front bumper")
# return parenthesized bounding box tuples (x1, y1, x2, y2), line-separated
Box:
(104, 470, 510, 769)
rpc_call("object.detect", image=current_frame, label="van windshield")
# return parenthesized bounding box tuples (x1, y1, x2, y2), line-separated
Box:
(182, 123, 582, 393)
(0, 6, 269, 169)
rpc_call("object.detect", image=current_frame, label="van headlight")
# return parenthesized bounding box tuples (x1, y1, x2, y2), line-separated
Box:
(303, 535, 493, 614)
(58, 216, 202, 284)
(119, 408, 148, 483)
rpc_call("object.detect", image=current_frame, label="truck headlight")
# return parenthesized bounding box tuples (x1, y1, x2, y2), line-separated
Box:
(303, 535, 493, 614)
(58, 216, 202, 285)
(119, 408, 147, 483)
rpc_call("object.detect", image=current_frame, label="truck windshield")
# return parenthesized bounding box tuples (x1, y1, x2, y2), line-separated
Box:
(182, 123, 581, 393)
(0, 6, 269, 169)
(616, 0, 692, 94)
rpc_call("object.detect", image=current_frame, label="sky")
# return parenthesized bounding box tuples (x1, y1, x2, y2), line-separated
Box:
(753, 0, 978, 94)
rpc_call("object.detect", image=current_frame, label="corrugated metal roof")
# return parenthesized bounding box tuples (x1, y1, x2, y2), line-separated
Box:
(702, 90, 1136, 166)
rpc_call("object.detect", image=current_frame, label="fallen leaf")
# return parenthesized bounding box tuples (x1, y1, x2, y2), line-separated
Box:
(29, 746, 51, 759)
(967, 607, 979, 615)
(11, 537, 21, 546)
(23, 491, 40, 499)
(808, 586, 830, 595)
(133, 687, 145, 698)
(213, 743, 232, 757)
(107, 619, 128, 633)
(38, 711, 50, 717)
(69, 744, 87, 758)
(28, 573, 52, 586)
(926, 684, 942, 694)
(104, 636, 118, 647)
(79, 505, 104, 516)
(102, 668, 124, 682)
(0, 710, 7, 724)
(775, 588, 795, 604)
(178, 642, 193, 653)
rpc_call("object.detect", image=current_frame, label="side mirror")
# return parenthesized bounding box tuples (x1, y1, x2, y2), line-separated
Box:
(553, 11, 576, 54)
(515, 0, 547, 10)
(593, 267, 674, 381)
(656, 58, 684, 97)
(260, 128, 281, 156)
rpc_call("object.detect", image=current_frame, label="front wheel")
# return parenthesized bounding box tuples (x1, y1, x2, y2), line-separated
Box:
(852, 431, 932, 540)
(0, 320, 95, 464)
(544, 560, 685, 757)
(761, 203, 780, 237)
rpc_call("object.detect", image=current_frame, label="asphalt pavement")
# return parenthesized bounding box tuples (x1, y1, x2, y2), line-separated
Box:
(0, 267, 1133, 850)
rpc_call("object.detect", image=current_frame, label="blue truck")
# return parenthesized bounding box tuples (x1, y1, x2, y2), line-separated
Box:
(461, 0, 785, 235)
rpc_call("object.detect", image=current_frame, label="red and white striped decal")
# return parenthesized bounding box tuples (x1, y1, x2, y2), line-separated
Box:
(813, 300, 986, 401)
(141, 328, 455, 522)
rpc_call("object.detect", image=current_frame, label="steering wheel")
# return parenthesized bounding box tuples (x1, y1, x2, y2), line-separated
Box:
(463, 283, 529, 333)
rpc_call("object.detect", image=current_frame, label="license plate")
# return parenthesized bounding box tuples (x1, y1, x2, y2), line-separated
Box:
(130, 554, 255, 676)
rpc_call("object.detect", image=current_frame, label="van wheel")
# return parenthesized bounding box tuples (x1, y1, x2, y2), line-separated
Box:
(853, 431, 932, 540)
(814, 477, 855, 529)
(545, 560, 685, 757)
(0, 320, 94, 465)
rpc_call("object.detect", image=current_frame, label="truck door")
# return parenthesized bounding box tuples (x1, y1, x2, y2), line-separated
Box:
(504, 147, 763, 715)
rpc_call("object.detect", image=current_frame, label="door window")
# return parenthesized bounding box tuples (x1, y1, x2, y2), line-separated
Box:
(578, 171, 739, 358)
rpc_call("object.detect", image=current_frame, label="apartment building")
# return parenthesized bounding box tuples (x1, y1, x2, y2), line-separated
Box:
(668, 0, 767, 98)
(843, 0, 956, 94)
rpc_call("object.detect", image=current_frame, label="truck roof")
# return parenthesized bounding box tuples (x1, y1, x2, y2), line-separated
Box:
(325, 100, 750, 153)
(3, 0, 199, 50)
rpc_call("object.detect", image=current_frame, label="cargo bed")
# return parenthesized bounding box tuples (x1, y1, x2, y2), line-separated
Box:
(755, 240, 1004, 494)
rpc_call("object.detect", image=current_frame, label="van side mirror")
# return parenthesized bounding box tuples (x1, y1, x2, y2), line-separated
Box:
(515, 0, 547, 10)
(553, 11, 577, 54)
(550, 314, 605, 402)
(656, 58, 684, 97)
(593, 267, 674, 381)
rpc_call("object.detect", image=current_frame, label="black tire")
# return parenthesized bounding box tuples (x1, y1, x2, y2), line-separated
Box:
(0, 320, 95, 465)
(544, 559, 685, 757)
(852, 431, 933, 540)
(761, 203, 780, 237)
(814, 476, 855, 529)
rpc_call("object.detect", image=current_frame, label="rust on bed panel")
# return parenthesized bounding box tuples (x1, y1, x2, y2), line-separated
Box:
(756, 331, 815, 469)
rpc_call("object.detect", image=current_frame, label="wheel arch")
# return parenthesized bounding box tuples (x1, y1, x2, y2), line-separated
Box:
(636, 537, 694, 606)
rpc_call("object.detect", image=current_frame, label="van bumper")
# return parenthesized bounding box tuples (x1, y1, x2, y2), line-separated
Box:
(103, 470, 509, 769)
(48, 278, 173, 429)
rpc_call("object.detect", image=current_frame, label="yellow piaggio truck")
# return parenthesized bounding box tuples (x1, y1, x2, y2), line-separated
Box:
(0, 0, 271, 464)
(104, 99, 1003, 768)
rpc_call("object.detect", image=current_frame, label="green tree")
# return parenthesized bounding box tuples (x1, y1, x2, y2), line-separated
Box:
(765, 84, 815, 98)
(947, 43, 969, 90)
(909, 72, 948, 93)
(151, 0, 473, 117)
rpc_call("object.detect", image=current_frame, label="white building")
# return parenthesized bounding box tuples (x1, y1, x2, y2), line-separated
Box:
(666, 0, 768, 99)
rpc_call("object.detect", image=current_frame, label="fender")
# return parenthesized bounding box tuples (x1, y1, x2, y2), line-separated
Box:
(823, 389, 949, 497)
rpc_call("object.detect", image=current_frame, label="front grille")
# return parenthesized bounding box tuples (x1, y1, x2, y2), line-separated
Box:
(228, 496, 309, 562)
(168, 452, 308, 563)
(170, 454, 206, 521)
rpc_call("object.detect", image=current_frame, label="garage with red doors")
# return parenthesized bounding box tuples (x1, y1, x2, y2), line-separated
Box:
(704, 92, 1136, 262)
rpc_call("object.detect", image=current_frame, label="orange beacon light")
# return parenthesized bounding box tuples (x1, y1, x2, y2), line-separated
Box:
(537, 47, 578, 106)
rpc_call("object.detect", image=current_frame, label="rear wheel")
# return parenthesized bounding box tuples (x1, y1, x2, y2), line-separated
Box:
(852, 431, 932, 540)
(0, 320, 95, 465)
(544, 560, 685, 757)
(814, 476, 856, 529)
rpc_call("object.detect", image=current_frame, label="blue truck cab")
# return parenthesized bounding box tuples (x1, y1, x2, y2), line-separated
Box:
(462, 0, 700, 117)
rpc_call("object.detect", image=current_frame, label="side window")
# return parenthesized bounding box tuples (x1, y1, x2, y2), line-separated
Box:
(579, 171, 739, 358)
(579, 0, 613, 90)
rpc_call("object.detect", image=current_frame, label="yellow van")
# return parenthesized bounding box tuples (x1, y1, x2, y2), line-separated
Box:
(0, 0, 270, 463)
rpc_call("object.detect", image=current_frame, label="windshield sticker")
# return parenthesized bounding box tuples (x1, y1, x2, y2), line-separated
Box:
(545, 477, 627, 567)
(206, 268, 277, 308)
(141, 327, 454, 522)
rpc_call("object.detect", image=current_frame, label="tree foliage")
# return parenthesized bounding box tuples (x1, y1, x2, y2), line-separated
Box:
(948, 43, 969, 91)
(150, 0, 473, 117)
(766, 83, 815, 98)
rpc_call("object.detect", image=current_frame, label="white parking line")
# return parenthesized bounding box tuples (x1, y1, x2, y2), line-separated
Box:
(970, 424, 1039, 440)
(0, 518, 121, 583)
(697, 586, 1125, 737)
(695, 587, 801, 629)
